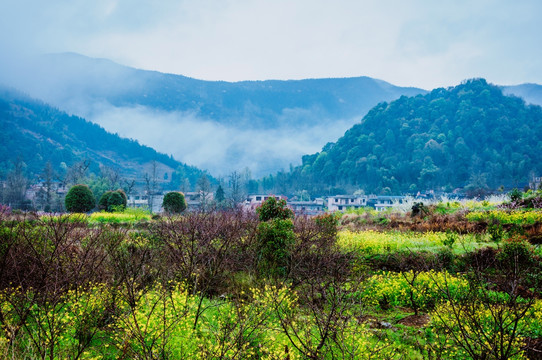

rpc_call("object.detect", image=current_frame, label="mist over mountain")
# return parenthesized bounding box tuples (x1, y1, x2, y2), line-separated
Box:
(0, 52, 426, 176)
(278, 79, 542, 196)
(502, 83, 542, 107)
(0, 86, 208, 187)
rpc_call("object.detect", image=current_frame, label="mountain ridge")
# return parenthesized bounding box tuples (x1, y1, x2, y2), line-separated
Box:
(0, 85, 209, 188)
(277, 79, 542, 196)
(0, 53, 427, 176)
(2, 53, 541, 178)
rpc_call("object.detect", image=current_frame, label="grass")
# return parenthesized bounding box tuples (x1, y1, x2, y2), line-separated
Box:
(42, 207, 153, 225)
(88, 207, 152, 224)
(466, 209, 542, 225)
(337, 229, 492, 255)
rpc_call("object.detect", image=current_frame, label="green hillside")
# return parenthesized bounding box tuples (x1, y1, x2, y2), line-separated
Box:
(0, 86, 207, 186)
(1, 53, 427, 176)
(283, 79, 542, 195)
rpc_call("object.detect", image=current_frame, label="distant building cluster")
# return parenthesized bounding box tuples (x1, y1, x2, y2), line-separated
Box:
(123, 190, 411, 216)
(15, 181, 478, 216)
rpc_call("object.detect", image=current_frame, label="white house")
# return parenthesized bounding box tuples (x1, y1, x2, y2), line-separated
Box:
(288, 198, 325, 216)
(127, 193, 164, 213)
(244, 194, 287, 211)
(367, 195, 406, 212)
(184, 191, 214, 211)
(326, 195, 368, 212)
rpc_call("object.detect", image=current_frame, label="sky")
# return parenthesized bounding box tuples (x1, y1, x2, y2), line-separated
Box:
(1, 0, 541, 89)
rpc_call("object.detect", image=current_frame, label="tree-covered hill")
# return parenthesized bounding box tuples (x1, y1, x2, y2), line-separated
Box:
(284, 79, 542, 195)
(0, 53, 427, 176)
(0, 86, 208, 185)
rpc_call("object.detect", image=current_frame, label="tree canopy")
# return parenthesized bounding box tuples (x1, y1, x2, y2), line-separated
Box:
(277, 79, 542, 195)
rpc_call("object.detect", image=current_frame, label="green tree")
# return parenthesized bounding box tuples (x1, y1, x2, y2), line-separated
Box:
(256, 197, 293, 222)
(65, 184, 95, 213)
(99, 189, 127, 212)
(162, 192, 187, 214)
(215, 185, 225, 204)
(256, 197, 295, 277)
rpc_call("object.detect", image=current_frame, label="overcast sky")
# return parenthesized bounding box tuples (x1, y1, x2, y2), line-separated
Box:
(1, 0, 541, 89)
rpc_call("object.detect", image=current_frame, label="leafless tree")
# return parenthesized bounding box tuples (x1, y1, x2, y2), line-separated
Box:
(152, 209, 259, 329)
(144, 161, 159, 213)
(228, 171, 246, 208)
(100, 165, 121, 189)
(196, 174, 211, 212)
(3, 159, 28, 209)
(64, 159, 91, 186)
(427, 240, 538, 360)
(35, 161, 58, 212)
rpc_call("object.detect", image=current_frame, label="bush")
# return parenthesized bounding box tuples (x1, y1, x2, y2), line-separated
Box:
(497, 236, 536, 270)
(363, 270, 469, 311)
(256, 197, 295, 277)
(256, 197, 293, 222)
(99, 190, 127, 212)
(65, 184, 96, 213)
(257, 218, 295, 277)
(162, 192, 187, 214)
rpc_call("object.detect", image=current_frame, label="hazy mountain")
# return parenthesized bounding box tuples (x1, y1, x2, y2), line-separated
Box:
(279, 79, 542, 195)
(0, 52, 426, 176)
(0, 86, 208, 187)
(502, 83, 542, 107)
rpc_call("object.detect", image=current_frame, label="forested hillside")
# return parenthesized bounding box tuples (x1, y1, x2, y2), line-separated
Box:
(282, 79, 542, 195)
(0, 86, 207, 185)
(0, 53, 427, 175)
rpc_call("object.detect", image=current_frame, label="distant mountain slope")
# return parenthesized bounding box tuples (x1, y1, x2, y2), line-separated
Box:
(285, 79, 542, 195)
(0, 53, 426, 176)
(0, 86, 208, 186)
(502, 83, 542, 107)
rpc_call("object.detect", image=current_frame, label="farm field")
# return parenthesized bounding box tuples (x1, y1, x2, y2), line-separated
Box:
(0, 194, 541, 359)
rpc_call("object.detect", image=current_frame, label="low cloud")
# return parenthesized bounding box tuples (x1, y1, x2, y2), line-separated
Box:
(87, 103, 354, 177)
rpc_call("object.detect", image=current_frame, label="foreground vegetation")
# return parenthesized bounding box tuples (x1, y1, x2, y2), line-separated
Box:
(0, 194, 542, 359)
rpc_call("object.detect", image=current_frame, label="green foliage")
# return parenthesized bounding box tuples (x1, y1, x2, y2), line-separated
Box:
(467, 209, 542, 225)
(98, 189, 127, 212)
(442, 231, 458, 249)
(88, 209, 152, 224)
(278, 79, 542, 195)
(256, 197, 293, 222)
(0, 86, 210, 184)
(255, 197, 296, 277)
(434, 201, 462, 215)
(510, 188, 523, 203)
(362, 270, 470, 311)
(504, 189, 542, 209)
(430, 301, 531, 359)
(257, 219, 295, 278)
(214, 185, 225, 204)
(313, 213, 339, 240)
(162, 191, 187, 214)
(2, 207, 542, 358)
(64, 184, 95, 213)
(0, 284, 115, 359)
(487, 221, 505, 243)
(338, 230, 490, 256)
(497, 236, 535, 268)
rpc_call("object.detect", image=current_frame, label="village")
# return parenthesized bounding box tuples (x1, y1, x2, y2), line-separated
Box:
(16, 180, 425, 215)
